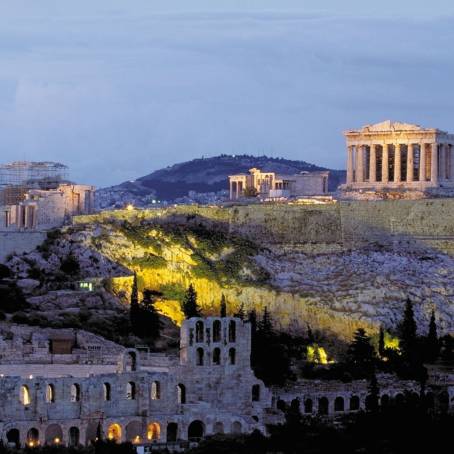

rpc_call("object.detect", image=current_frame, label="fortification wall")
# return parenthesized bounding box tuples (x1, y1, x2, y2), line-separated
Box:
(0, 231, 47, 263)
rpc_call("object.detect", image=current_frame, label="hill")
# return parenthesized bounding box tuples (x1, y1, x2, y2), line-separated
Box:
(97, 155, 345, 207)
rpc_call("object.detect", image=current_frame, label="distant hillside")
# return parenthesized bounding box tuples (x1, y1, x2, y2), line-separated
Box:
(98, 155, 345, 205)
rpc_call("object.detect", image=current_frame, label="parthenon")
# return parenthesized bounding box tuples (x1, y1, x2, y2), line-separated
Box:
(343, 121, 454, 192)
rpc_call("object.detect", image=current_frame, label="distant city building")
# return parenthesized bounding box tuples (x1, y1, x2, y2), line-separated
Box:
(0, 161, 95, 231)
(228, 168, 329, 200)
(343, 121, 454, 193)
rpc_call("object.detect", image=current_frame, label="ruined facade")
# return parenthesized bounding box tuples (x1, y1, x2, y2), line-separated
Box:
(229, 168, 329, 200)
(343, 121, 454, 193)
(0, 318, 272, 448)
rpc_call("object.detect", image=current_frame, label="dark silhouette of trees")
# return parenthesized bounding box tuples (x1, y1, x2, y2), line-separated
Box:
(346, 328, 376, 377)
(181, 283, 201, 318)
(424, 310, 439, 363)
(220, 294, 227, 317)
(378, 325, 385, 358)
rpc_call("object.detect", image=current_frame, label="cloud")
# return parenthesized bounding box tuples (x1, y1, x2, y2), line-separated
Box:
(0, 8, 454, 186)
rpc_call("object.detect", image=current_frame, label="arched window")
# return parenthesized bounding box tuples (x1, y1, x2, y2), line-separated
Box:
(107, 423, 122, 442)
(127, 382, 136, 400)
(177, 384, 186, 404)
(195, 321, 204, 343)
(212, 348, 221, 365)
(71, 384, 81, 402)
(166, 423, 178, 442)
(46, 384, 55, 403)
(6, 429, 20, 448)
(27, 428, 39, 447)
(231, 421, 242, 434)
(68, 427, 80, 447)
(196, 347, 204, 366)
(334, 396, 344, 412)
(213, 422, 224, 434)
(45, 424, 63, 445)
(103, 383, 111, 401)
(318, 397, 329, 415)
(252, 384, 261, 402)
(20, 385, 31, 406)
(229, 347, 236, 365)
(380, 394, 390, 408)
(126, 351, 137, 372)
(228, 320, 236, 342)
(213, 320, 221, 342)
(147, 423, 160, 441)
(188, 420, 205, 441)
(304, 398, 313, 414)
(349, 395, 360, 411)
(151, 381, 161, 400)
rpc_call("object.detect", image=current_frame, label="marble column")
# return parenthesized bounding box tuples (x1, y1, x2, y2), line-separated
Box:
(394, 144, 401, 183)
(347, 146, 354, 184)
(450, 145, 454, 181)
(444, 143, 450, 180)
(382, 144, 389, 184)
(356, 145, 364, 183)
(419, 143, 426, 182)
(407, 144, 414, 183)
(431, 143, 438, 184)
(369, 144, 376, 183)
(439, 144, 446, 180)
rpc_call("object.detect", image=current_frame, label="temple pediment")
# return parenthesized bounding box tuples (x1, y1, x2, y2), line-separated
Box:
(362, 120, 423, 133)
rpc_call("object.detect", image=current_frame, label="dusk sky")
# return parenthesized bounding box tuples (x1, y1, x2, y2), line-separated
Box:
(1, 1, 454, 186)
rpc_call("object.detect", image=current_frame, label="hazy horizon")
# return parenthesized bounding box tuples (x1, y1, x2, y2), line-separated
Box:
(1, 1, 454, 187)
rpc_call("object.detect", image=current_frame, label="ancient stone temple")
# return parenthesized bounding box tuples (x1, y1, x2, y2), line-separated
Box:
(343, 121, 454, 194)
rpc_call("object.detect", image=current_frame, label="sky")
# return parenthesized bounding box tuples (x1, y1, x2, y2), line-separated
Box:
(1, 1, 454, 187)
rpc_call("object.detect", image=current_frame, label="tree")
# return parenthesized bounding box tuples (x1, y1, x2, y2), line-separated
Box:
(234, 303, 245, 320)
(220, 294, 227, 317)
(181, 283, 201, 318)
(346, 328, 376, 376)
(425, 310, 439, 363)
(138, 289, 162, 339)
(399, 299, 418, 363)
(259, 306, 273, 336)
(129, 273, 140, 332)
(378, 326, 385, 358)
(366, 373, 380, 413)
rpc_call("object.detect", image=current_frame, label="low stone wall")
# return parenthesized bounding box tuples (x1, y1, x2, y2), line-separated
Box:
(0, 231, 46, 263)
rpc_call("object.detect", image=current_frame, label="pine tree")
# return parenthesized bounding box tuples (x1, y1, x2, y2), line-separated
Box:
(378, 325, 386, 358)
(248, 309, 257, 335)
(399, 299, 418, 363)
(220, 294, 227, 317)
(140, 289, 162, 339)
(181, 283, 201, 319)
(426, 309, 439, 363)
(259, 306, 273, 336)
(347, 328, 376, 376)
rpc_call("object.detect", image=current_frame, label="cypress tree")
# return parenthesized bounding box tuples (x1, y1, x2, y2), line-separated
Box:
(399, 299, 418, 363)
(181, 283, 201, 319)
(220, 294, 227, 317)
(378, 325, 386, 358)
(140, 289, 162, 339)
(347, 328, 376, 376)
(366, 373, 380, 413)
(259, 306, 273, 336)
(130, 273, 140, 332)
(426, 309, 439, 363)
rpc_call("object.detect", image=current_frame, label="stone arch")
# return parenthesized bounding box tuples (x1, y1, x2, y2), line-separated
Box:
(71, 383, 81, 402)
(45, 424, 63, 445)
(188, 420, 205, 440)
(46, 384, 55, 403)
(349, 395, 360, 411)
(127, 381, 136, 400)
(213, 347, 221, 365)
(231, 421, 242, 434)
(252, 384, 261, 402)
(195, 321, 204, 343)
(20, 384, 31, 406)
(304, 398, 313, 414)
(103, 382, 111, 401)
(166, 423, 178, 442)
(228, 320, 236, 342)
(151, 381, 161, 400)
(380, 394, 390, 407)
(68, 427, 80, 447)
(107, 423, 122, 442)
(213, 320, 221, 342)
(26, 428, 39, 447)
(229, 347, 236, 365)
(85, 421, 101, 444)
(6, 429, 20, 448)
(125, 421, 142, 443)
(125, 350, 138, 372)
(196, 347, 204, 366)
(147, 422, 160, 441)
(334, 396, 344, 412)
(213, 422, 224, 434)
(394, 393, 405, 406)
(177, 383, 186, 404)
(318, 397, 329, 415)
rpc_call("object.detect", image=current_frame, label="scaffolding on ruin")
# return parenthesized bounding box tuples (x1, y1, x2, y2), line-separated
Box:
(0, 161, 69, 205)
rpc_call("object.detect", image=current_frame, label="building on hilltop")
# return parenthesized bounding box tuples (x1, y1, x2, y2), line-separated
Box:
(342, 121, 454, 196)
(0, 161, 95, 231)
(229, 167, 329, 200)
